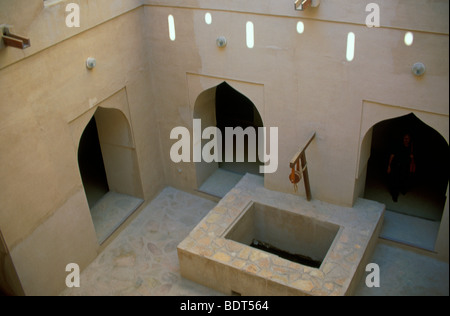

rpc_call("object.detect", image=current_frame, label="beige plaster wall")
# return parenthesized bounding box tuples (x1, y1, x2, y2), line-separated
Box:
(193, 86, 219, 187)
(144, 2, 448, 203)
(0, 2, 164, 295)
(94, 93, 145, 199)
(143, 0, 448, 34)
(0, 0, 143, 69)
(143, 1, 448, 259)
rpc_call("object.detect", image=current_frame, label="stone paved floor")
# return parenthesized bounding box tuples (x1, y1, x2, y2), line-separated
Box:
(90, 192, 144, 244)
(354, 240, 449, 296)
(198, 168, 243, 198)
(60, 186, 449, 296)
(61, 187, 223, 296)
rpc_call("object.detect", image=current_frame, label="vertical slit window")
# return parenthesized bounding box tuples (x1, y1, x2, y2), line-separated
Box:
(246, 21, 254, 49)
(346, 32, 355, 62)
(168, 15, 176, 41)
(297, 21, 305, 34)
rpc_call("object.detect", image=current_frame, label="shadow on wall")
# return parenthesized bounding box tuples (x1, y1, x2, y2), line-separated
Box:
(78, 106, 144, 206)
(215, 82, 264, 174)
(78, 116, 109, 208)
(193, 82, 265, 190)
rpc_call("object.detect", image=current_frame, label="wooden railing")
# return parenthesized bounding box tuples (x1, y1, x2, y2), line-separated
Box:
(289, 132, 316, 201)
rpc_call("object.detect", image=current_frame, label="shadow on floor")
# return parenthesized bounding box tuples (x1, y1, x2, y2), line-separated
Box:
(198, 161, 263, 199)
(364, 158, 445, 251)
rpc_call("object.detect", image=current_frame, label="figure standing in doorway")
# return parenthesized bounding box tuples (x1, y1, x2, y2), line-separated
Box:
(387, 133, 416, 202)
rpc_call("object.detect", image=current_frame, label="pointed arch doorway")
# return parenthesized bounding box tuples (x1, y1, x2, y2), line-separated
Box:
(194, 82, 265, 198)
(363, 113, 448, 250)
(78, 107, 144, 244)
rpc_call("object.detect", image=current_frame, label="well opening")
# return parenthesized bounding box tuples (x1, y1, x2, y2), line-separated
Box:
(224, 202, 340, 268)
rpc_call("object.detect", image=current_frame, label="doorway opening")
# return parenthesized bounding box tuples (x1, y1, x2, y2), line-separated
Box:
(78, 107, 144, 244)
(195, 82, 264, 198)
(216, 82, 264, 175)
(363, 113, 448, 250)
(78, 116, 109, 208)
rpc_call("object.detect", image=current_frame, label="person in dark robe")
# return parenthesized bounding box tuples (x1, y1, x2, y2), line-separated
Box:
(387, 133, 416, 202)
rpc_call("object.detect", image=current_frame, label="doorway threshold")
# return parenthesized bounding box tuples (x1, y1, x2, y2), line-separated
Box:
(198, 169, 245, 198)
(90, 191, 144, 244)
(379, 210, 440, 251)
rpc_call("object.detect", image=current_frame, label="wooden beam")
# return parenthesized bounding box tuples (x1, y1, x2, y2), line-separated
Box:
(289, 132, 316, 168)
(2, 34, 30, 49)
(301, 152, 312, 201)
(1, 26, 30, 49)
(295, 0, 312, 11)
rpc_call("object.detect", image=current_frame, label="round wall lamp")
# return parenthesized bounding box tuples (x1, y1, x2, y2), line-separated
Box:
(86, 57, 97, 70)
(216, 36, 227, 48)
(412, 62, 425, 77)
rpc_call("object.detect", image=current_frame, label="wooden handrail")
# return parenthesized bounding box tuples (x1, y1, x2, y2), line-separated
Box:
(290, 132, 316, 168)
(289, 132, 316, 201)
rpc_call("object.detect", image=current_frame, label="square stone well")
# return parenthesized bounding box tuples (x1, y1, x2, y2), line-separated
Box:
(224, 202, 340, 269)
(177, 175, 384, 296)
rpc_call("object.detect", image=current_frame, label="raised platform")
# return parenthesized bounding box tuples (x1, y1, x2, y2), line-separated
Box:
(178, 174, 385, 296)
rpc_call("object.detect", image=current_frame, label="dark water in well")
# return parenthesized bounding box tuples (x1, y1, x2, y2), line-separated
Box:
(250, 239, 322, 268)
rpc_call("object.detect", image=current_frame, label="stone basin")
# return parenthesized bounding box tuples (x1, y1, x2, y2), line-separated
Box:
(177, 174, 384, 296)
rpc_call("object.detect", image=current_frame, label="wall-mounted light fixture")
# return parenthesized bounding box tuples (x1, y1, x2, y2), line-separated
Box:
(86, 57, 97, 70)
(216, 36, 227, 48)
(412, 62, 426, 77)
(295, 0, 320, 11)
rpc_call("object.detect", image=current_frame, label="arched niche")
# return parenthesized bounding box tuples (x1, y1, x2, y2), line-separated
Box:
(358, 112, 449, 253)
(187, 74, 265, 126)
(356, 101, 448, 199)
(78, 106, 144, 206)
(193, 81, 265, 188)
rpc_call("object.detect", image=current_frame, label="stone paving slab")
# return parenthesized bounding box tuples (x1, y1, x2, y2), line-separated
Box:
(90, 191, 144, 244)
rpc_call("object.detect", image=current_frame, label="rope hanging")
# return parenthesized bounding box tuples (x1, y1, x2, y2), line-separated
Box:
(288, 132, 315, 200)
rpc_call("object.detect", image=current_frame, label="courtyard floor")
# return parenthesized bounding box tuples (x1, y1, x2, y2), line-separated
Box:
(60, 185, 449, 296)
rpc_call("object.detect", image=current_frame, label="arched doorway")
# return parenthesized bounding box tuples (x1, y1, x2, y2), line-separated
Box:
(78, 107, 144, 244)
(216, 82, 264, 175)
(363, 113, 448, 249)
(194, 82, 264, 197)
